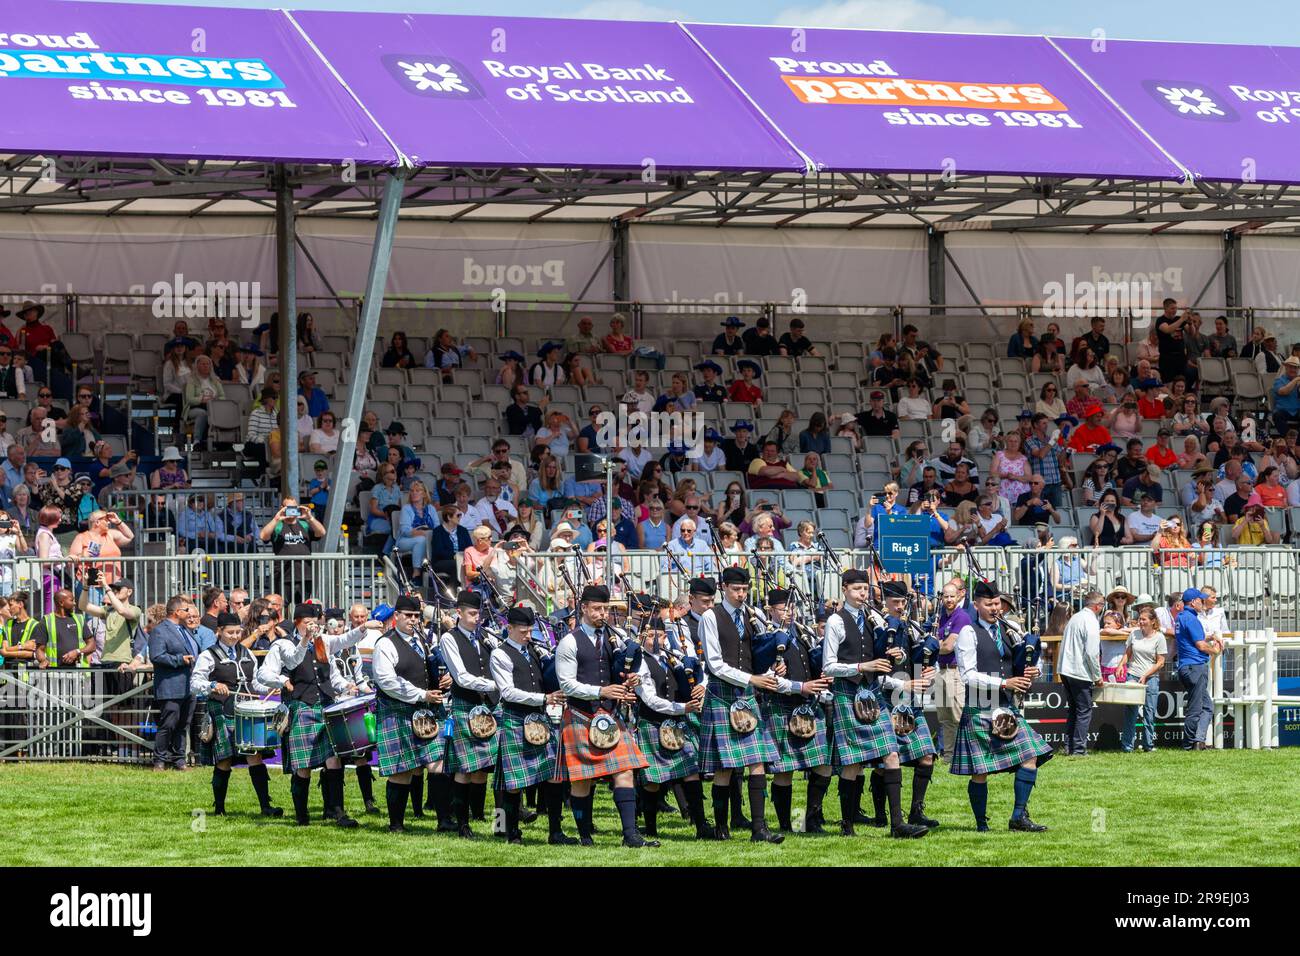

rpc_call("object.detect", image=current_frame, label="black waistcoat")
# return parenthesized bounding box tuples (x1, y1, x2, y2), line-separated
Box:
(638, 653, 678, 725)
(278, 637, 332, 706)
(712, 604, 752, 673)
(571, 627, 612, 715)
(450, 628, 493, 704)
(501, 642, 543, 715)
(835, 608, 869, 664)
(208, 643, 257, 718)
(784, 633, 816, 685)
(379, 631, 429, 702)
(971, 617, 1014, 707)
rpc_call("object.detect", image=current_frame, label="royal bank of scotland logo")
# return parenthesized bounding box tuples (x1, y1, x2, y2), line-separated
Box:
(382, 54, 482, 99)
(1141, 79, 1238, 121)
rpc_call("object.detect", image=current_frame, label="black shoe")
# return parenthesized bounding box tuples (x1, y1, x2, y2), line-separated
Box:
(909, 810, 940, 829)
(334, 814, 359, 829)
(388, 824, 406, 833)
(839, 821, 856, 837)
(363, 800, 380, 816)
(457, 824, 475, 839)
(212, 808, 226, 817)
(804, 819, 825, 835)
(295, 816, 311, 827)
(508, 832, 524, 845)
(260, 806, 284, 818)
(1009, 815, 1048, 833)
(548, 832, 580, 846)
(694, 824, 718, 840)
(436, 820, 459, 833)
(623, 833, 660, 848)
(891, 822, 929, 839)
(410, 808, 425, 819)
(519, 806, 538, 824)
(864, 813, 887, 828)
(579, 835, 596, 847)
(751, 827, 784, 845)
(731, 813, 751, 829)
(714, 824, 732, 841)
(976, 823, 990, 833)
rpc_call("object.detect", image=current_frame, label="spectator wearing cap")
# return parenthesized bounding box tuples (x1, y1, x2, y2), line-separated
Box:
(857, 390, 900, 440)
(603, 313, 634, 355)
(722, 420, 759, 473)
(1145, 428, 1178, 470)
(1121, 464, 1165, 508)
(777, 317, 818, 357)
(575, 404, 607, 455)
(1067, 404, 1111, 455)
(297, 369, 329, 420)
(305, 460, 332, 513)
(1255, 331, 1283, 377)
(495, 349, 525, 391)
(1271, 355, 1300, 434)
(529, 341, 566, 389)
(1175, 589, 1220, 750)
(692, 360, 727, 404)
(741, 316, 780, 357)
(712, 316, 745, 356)
(728, 359, 763, 406)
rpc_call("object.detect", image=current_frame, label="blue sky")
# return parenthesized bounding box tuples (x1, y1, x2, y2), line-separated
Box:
(97, 0, 1300, 46)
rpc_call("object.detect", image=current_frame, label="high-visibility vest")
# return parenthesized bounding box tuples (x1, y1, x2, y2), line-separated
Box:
(42, 613, 89, 668)
(2, 617, 38, 667)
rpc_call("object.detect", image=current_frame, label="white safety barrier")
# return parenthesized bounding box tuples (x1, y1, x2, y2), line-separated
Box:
(1212, 629, 1299, 749)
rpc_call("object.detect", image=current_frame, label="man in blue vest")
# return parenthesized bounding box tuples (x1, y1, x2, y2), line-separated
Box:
(1175, 588, 1221, 750)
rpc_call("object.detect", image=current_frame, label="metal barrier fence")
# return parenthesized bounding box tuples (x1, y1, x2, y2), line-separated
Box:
(105, 488, 285, 550)
(0, 669, 156, 762)
(0, 552, 382, 618)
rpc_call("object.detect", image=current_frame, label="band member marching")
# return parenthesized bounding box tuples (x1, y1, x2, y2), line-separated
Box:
(633, 618, 716, 840)
(821, 569, 930, 839)
(697, 566, 785, 844)
(553, 584, 655, 848)
(439, 590, 501, 839)
(190, 612, 283, 818)
(489, 605, 577, 845)
(756, 589, 834, 835)
(257, 604, 384, 827)
(951, 581, 1052, 832)
(372, 594, 449, 833)
(324, 606, 378, 816)
(867, 581, 940, 831)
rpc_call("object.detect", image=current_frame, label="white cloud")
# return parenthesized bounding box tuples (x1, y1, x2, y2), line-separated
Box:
(773, 0, 1019, 34)
(566, 0, 690, 21)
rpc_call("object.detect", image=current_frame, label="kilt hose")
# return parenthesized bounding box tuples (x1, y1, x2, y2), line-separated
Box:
(763, 692, 831, 773)
(375, 694, 447, 778)
(635, 718, 701, 785)
(495, 708, 559, 792)
(199, 700, 276, 766)
(553, 706, 647, 783)
(282, 699, 334, 774)
(949, 705, 1054, 776)
(698, 679, 777, 774)
(445, 696, 500, 775)
(829, 679, 899, 768)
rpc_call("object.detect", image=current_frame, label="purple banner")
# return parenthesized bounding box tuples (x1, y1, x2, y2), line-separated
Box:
(683, 24, 1183, 179)
(1054, 37, 1300, 184)
(288, 11, 806, 171)
(0, 0, 396, 164)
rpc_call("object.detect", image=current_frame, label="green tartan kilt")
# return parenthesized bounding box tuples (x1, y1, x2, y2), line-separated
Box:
(829, 679, 899, 768)
(445, 696, 500, 775)
(698, 679, 778, 774)
(375, 694, 447, 777)
(869, 710, 937, 767)
(635, 717, 701, 784)
(282, 699, 335, 774)
(200, 700, 274, 766)
(763, 692, 831, 772)
(495, 707, 559, 792)
(949, 705, 1054, 776)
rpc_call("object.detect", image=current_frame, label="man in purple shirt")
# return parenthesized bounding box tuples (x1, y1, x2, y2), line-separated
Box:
(935, 577, 973, 762)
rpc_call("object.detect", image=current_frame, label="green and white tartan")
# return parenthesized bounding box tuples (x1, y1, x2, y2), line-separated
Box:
(635, 718, 701, 784)
(375, 694, 447, 777)
(892, 714, 937, 766)
(445, 695, 500, 775)
(199, 702, 240, 766)
(762, 692, 831, 773)
(829, 679, 899, 768)
(949, 705, 1054, 776)
(282, 699, 334, 773)
(698, 679, 778, 774)
(495, 707, 559, 792)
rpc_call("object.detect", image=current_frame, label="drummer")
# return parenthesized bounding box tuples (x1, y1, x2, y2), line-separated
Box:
(190, 612, 283, 818)
(439, 590, 501, 839)
(488, 605, 575, 845)
(372, 595, 449, 834)
(257, 603, 384, 828)
(325, 607, 379, 817)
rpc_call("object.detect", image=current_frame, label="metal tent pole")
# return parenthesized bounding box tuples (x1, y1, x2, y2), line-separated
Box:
(323, 171, 405, 551)
(276, 166, 299, 500)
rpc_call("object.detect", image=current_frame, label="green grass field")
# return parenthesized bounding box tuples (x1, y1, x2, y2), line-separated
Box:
(3, 751, 1294, 867)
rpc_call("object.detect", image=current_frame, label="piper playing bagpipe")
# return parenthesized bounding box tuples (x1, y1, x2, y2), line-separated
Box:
(821, 569, 929, 839)
(950, 581, 1052, 833)
(752, 588, 834, 835)
(865, 581, 940, 832)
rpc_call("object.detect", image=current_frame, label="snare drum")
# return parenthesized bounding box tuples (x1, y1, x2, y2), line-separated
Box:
(233, 699, 288, 754)
(323, 693, 377, 759)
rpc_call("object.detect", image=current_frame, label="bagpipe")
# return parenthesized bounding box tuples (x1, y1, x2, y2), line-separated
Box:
(748, 605, 822, 740)
(962, 541, 1041, 736)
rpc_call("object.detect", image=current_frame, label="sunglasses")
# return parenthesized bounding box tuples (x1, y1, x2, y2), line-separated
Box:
(38, 392, 51, 398)
(0, 351, 10, 357)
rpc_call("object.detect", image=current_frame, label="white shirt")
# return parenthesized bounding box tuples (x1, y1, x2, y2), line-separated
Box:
(622, 388, 655, 415)
(464, 495, 518, 537)
(1199, 606, 1227, 641)
(555, 622, 607, 701)
(1155, 606, 1175, 637)
(661, 536, 714, 576)
(257, 626, 366, 694)
(695, 445, 726, 472)
(1125, 510, 1163, 540)
(821, 604, 899, 689)
(896, 395, 930, 420)
(439, 626, 497, 695)
(190, 641, 271, 697)
(490, 638, 545, 707)
(635, 656, 686, 717)
(955, 618, 1008, 693)
(1059, 608, 1102, 682)
(698, 601, 793, 692)
(372, 625, 430, 704)
(621, 446, 652, 478)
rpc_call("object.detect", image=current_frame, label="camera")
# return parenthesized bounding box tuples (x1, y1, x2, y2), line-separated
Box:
(759, 503, 773, 512)
(87, 568, 104, 587)
(257, 613, 272, 625)
(284, 506, 301, 519)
